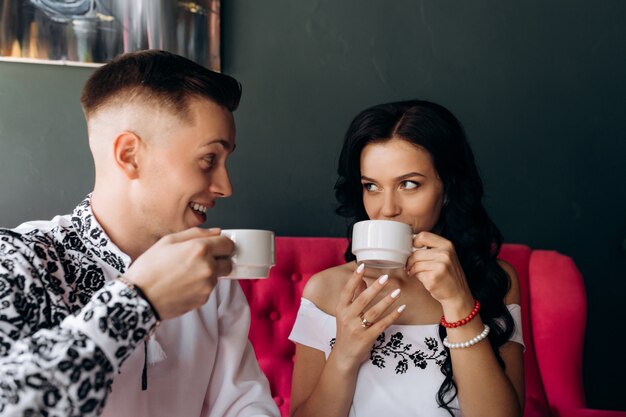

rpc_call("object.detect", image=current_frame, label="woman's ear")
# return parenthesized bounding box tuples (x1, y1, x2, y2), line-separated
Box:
(113, 131, 142, 179)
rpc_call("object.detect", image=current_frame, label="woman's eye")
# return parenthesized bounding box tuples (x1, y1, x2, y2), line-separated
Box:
(401, 180, 420, 190)
(362, 182, 379, 192)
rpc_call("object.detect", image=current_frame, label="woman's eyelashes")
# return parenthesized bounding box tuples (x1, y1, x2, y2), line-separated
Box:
(362, 182, 379, 192)
(400, 180, 420, 190)
(361, 180, 421, 192)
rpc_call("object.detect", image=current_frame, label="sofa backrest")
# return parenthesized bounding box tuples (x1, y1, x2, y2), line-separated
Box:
(499, 244, 551, 417)
(240, 237, 561, 417)
(239, 237, 348, 414)
(528, 250, 587, 413)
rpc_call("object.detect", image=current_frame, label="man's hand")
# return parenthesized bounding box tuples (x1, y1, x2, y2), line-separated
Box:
(122, 227, 235, 320)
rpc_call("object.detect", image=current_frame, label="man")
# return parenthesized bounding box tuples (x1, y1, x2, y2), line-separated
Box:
(0, 50, 280, 417)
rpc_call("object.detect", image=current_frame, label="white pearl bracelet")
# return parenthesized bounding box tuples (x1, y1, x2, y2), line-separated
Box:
(443, 324, 490, 349)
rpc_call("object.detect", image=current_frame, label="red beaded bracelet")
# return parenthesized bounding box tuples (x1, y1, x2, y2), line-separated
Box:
(440, 300, 481, 328)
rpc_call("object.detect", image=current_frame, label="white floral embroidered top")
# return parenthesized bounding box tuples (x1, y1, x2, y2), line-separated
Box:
(289, 298, 524, 417)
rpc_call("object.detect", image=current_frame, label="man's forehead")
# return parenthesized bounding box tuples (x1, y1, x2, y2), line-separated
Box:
(187, 99, 236, 142)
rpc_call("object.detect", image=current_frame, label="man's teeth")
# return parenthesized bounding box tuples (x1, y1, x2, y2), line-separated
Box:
(191, 203, 207, 213)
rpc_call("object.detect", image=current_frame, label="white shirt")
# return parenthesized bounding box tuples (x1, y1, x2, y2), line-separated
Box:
(0, 195, 279, 417)
(289, 298, 524, 417)
(101, 280, 279, 417)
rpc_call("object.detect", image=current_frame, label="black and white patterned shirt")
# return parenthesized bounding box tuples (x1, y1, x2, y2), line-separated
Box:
(0, 196, 279, 417)
(0, 197, 156, 416)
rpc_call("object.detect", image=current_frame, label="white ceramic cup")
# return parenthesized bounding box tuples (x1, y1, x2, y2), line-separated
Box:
(351, 220, 414, 269)
(220, 229, 275, 279)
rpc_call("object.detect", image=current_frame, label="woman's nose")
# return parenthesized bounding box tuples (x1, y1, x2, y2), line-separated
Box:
(380, 191, 401, 218)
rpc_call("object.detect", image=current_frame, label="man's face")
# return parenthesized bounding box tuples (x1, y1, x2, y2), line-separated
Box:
(133, 97, 236, 240)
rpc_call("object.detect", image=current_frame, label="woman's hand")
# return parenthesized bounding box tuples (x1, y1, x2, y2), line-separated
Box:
(406, 231, 474, 319)
(332, 264, 405, 370)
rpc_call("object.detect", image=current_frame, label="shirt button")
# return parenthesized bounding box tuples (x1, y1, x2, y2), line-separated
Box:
(274, 396, 284, 407)
(269, 311, 281, 321)
(291, 273, 301, 282)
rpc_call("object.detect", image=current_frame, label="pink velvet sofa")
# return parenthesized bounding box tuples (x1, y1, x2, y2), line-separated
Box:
(239, 237, 626, 417)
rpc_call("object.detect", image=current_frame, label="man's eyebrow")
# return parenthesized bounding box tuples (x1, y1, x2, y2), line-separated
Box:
(361, 172, 426, 182)
(200, 139, 235, 152)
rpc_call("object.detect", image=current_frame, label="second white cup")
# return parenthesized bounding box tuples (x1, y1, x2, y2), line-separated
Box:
(220, 229, 275, 279)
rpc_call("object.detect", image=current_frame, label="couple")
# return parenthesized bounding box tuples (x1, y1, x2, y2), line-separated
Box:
(0, 50, 524, 417)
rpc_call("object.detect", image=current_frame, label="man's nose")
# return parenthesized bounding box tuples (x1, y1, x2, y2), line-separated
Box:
(209, 166, 233, 197)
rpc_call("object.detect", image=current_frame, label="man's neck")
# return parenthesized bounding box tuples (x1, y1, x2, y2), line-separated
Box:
(90, 189, 151, 261)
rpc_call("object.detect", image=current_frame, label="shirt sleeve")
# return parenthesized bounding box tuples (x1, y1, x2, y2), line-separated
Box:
(203, 280, 280, 417)
(0, 239, 157, 417)
(288, 298, 333, 353)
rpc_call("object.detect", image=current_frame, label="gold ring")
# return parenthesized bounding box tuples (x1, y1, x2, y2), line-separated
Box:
(359, 312, 373, 328)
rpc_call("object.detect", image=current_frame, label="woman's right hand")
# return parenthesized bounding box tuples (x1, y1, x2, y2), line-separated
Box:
(332, 263, 406, 369)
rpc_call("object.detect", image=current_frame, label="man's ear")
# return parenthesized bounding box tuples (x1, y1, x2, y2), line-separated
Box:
(113, 131, 142, 179)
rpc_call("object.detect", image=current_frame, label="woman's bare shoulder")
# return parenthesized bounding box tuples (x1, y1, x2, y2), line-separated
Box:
(302, 262, 355, 315)
(497, 259, 521, 305)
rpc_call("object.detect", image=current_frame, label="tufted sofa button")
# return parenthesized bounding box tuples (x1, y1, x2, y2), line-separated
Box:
(274, 396, 284, 407)
(291, 273, 301, 282)
(269, 311, 281, 321)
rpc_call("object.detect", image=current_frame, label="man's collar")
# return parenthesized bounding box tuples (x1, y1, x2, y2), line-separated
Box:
(71, 194, 132, 273)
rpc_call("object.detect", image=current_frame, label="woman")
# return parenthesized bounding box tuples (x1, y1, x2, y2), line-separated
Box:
(288, 100, 524, 417)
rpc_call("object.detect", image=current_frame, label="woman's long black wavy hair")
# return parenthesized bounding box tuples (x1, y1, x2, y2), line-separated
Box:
(334, 100, 515, 415)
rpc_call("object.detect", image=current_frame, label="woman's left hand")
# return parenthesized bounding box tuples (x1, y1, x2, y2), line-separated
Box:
(406, 231, 474, 313)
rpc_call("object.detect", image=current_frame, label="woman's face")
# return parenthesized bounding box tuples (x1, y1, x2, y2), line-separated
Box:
(360, 137, 445, 233)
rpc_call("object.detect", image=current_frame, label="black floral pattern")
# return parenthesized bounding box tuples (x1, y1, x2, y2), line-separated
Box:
(330, 331, 448, 374)
(371, 332, 447, 374)
(0, 195, 156, 416)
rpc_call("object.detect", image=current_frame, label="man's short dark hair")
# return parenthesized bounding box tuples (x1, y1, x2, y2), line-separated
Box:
(80, 49, 242, 119)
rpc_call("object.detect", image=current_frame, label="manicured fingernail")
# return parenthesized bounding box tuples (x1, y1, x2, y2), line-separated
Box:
(356, 263, 365, 273)
(397, 304, 406, 313)
(378, 274, 388, 285)
(209, 227, 221, 232)
(390, 288, 401, 298)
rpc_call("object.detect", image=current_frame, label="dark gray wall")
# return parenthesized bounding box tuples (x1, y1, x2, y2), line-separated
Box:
(1, 0, 625, 411)
(0, 64, 94, 221)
